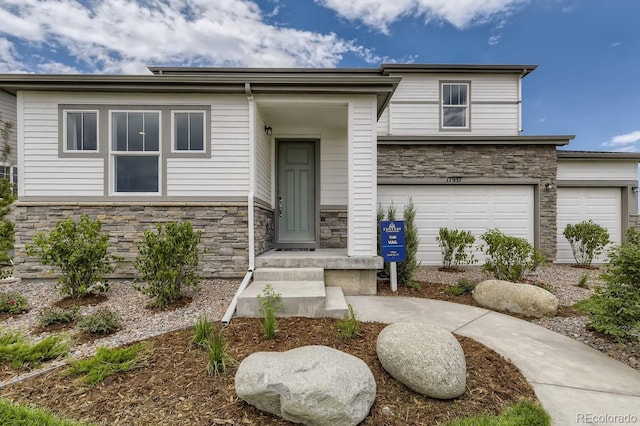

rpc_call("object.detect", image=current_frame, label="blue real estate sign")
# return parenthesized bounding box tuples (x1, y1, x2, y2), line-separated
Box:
(380, 221, 406, 262)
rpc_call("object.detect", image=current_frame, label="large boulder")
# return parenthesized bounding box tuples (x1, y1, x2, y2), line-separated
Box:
(376, 323, 466, 399)
(235, 345, 376, 426)
(473, 279, 559, 318)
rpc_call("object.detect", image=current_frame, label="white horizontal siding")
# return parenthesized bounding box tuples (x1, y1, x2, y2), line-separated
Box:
(254, 113, 272, 204)
(382, 73, 520, 136)
(320, 130, 347, 205)
(557, 160, 638, 181)
(376, 108, 389, 135)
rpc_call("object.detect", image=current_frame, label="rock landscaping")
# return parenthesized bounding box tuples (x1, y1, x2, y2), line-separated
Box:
(235, 345, 376, 426)
(473, 279, 559, 318)
(376, 322, 466, 399)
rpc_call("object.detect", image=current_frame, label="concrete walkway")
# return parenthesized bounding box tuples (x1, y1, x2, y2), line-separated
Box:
(346, 296, 640, 426)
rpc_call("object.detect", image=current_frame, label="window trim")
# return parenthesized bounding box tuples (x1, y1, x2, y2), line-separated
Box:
(440, 81, 471, 131)
(62, 109, 99, 153)
(171, 110, 206, 153)
(108, 110, 162, 196)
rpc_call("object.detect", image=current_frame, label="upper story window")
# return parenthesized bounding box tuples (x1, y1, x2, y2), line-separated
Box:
(173, 111, 205, 152)
(64, 111, 98, 151)
(441, 83, 469, 129)
(111, 111, 160, 194)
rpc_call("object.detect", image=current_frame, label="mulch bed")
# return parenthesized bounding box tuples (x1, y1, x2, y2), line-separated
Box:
(0, 317, 536, 425)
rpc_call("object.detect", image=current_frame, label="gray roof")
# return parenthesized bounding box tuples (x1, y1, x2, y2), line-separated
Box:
(378, 135, 573, 146)
(557, 150, 640, 160)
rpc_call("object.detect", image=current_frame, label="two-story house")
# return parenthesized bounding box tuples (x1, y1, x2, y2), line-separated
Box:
(0, 64, 638, 297)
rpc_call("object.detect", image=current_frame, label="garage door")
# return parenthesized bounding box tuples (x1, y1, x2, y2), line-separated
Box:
(377, 185, 535, 265)
(556, 187, 621, 263)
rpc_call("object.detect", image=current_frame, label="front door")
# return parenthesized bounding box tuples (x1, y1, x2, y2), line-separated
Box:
(276, 140, 317, 247)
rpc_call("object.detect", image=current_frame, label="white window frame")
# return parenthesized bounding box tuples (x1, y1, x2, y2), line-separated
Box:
(63, 110, 99, 153)
(108, 110, 162, 196)
(441, 82, 470, 130)
(171, 110, 206, 153)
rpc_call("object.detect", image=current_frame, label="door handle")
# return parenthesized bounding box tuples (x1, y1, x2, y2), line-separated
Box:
(278, 196, 283, 217)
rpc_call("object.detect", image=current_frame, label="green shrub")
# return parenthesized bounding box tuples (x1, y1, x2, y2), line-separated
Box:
(206, 326, 235, 376)
(574, 228, 640, 341)
(480, 229, 545, 282)
(0, 398, 88, 426)
(0, 292, 28, 314)
(397, 198, 421, 289)
(336, 304, 361, 338)
(437, 227, 476, 271)
(577, 273, 589, 289)
(0, 177, 15, 275)
(37, 306, 80, 328)
(65, 344, 146, 385)
(77, 309, 121, 335)
(444, 278, 477, 296)
(0, 330, 70, 369)
(563, 220, 610, 266)
(26, 215, 119, 298)
(134, 221, 202, 309)
(192, 315, 213, 350)
(258, 284, 282, 340)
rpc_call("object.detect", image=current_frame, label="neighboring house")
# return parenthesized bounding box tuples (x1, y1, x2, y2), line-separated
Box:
(0, 90, 17, 189)
(0, 64, 637, 293)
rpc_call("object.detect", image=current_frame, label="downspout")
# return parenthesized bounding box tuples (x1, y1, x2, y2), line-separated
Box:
(221, 83, 256, 325)
(518, 70, 525, 133)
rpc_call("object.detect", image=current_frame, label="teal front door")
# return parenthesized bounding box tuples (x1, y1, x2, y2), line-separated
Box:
(276, 141, 317, 247)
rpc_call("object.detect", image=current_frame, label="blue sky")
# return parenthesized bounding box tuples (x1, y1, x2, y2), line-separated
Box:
(0, 0, 638, 152)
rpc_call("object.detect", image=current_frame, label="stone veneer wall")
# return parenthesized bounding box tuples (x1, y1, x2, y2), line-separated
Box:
(320, 208, 348, 248)
(13, 203, 249, 279)
(629, 214, 640, 230)
(378, 144, 558, 259)
(254, 204, 274, 255)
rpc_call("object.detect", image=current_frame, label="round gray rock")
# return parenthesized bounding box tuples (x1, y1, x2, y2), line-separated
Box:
(376, 323, 466, 399)
(235, 345, 376, 426)
(473, 279, 559, 318)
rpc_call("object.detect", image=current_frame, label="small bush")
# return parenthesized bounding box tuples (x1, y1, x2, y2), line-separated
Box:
(480, 229, 545, 282)
(0, 398, 88, 426)
(65, 344, 147, 385)
(444, 278, 477, 296)
(563, 220, 610, 266)
(574, 228, 640, 341)
(397, 198, 421, 289)
(37, 306, 79, 328)
(26, 215, 120, 298)
(0, 177, 15, 270)
(258, 284, 282, 340)
(192, 315, 213, 350)
(0, 330, 70, 369)
(134, 221, 202, 309)
(336, 304, 361, 338)
(0, 292, 28, 314)
(206, 326, 235, 376)
(77, 309, 121, 335)
(437, 227, 476, 271)
(577, 273, 589, 289)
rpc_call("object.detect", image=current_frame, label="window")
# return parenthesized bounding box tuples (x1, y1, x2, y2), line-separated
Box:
(65, 111, 98, 151)
(0, 166, 17, 195)
(111, 111, 160, 194)
(441, 83, 469, 129)
(173, 111, 205, 152)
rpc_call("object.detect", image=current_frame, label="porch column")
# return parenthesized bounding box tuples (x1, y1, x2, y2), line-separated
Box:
(347, 97, 378, 257)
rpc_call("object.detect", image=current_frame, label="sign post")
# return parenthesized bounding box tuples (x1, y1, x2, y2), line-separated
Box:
(380, 221, 406, 292)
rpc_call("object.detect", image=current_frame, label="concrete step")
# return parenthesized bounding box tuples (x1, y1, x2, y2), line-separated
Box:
(324, 286, 349, 319)
(253, 267, 324, 282)
(236, 280, 326, 318)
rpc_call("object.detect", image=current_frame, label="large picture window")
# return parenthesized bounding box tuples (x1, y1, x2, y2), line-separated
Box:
(441, 83, 469, 129)
(111, 111, 160, 194)
(65, 111, 98, 151)
(173, 111, 205, 152)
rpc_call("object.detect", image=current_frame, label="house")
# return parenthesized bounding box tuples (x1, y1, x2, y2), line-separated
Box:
(0, 64, 638, 297)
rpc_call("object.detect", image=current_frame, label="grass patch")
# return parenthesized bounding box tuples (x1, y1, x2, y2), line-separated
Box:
(444, 400, 550, 426)
(206, 326, 235, 376)
(0, 330, 70, 369)
(0, 398, 90, 426)
(64, 344, 147, 385)
(192, 314, 213, 349)
(577, 273, 589, 289)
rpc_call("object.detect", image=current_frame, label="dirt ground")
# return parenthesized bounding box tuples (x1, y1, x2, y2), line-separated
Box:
(0, 317, 537, 425)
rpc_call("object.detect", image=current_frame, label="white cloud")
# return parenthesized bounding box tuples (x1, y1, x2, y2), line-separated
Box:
(488, 35, 501, 45)
(602, 131, 640, 152)
(0, 0, 388, 74)
(0, 38, 23, 73)
(611, 41, 621, 48)
(316, 0, 528, 34)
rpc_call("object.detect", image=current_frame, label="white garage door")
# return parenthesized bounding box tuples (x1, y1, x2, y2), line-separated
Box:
(378, 185, 535, 265)
(556, 187, 621, 263)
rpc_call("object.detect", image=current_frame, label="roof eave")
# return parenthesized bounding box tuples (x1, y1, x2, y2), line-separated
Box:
(377, 135, 573, 146)
(557, 150, 640, 161)
(381, 64, 538, 77)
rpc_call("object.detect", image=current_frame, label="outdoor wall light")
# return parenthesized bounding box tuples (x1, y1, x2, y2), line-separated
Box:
(632, 186, 639, 193)
(264, 126, 273, 136)
(544, 182, 554, 190)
